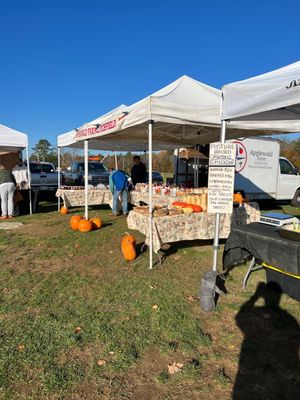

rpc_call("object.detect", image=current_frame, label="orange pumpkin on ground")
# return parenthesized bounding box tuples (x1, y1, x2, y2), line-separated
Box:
(70, 215, 83, 231)
(191, 205, 203, 213)
(121, 233, 136, 261)
(233, 193, 243, 203)
(90, 217, 103, 230)
(60, 206, 68, 215)
(78, 219, 93, 233)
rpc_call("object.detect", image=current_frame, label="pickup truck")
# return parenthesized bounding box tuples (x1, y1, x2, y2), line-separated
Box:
(63, 161, 110, 186)
(29, 161, 60, 191)
(18, 161, 62, 212)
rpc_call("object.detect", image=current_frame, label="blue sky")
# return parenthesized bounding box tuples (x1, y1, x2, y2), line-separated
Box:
(1, 0, 300, 151)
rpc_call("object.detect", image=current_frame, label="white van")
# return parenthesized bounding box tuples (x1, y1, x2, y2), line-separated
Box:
(228, 137, 300, 206)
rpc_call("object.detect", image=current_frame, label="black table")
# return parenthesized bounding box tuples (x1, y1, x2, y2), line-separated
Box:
(223, 223, 300, 301)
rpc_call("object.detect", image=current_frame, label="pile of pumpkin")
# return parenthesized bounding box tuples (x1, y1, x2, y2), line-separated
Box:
(70, 214, 103, 232)
(61, 207, 136, 261)
(61, 207, 103, 232)
(172, 201, 203, 214)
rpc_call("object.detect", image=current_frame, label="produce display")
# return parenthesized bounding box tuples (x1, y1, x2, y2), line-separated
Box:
(133, 202, 203, 217)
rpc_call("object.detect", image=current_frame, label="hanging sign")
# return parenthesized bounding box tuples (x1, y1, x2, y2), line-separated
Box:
(73, 113, 127, 140)
(209, 142, 236, 166)
(208, 143, 236, 214)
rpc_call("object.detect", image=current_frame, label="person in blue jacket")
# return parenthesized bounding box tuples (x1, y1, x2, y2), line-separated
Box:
(109, 169, 129, 216)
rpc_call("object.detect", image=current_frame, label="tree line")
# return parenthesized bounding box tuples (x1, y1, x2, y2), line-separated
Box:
(30, 139, 174, 173)
(30, 137, 300, 174)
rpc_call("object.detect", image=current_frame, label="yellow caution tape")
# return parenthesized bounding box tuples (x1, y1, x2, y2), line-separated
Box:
(262, 263, 300, 280)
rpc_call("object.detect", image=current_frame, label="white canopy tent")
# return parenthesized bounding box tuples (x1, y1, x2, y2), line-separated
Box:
(0, 123, 32, 214)
(58, 74, 300, 269)
(222, 60, 300, 122)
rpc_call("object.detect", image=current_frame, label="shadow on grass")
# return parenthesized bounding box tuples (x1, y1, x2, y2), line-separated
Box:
(233, 281, 300, 399)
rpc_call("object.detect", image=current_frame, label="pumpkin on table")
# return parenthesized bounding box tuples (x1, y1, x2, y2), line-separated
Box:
(121, 233, 136, 261)
(191, 205, 202, 213)
(172, 201, 188, 209)
(70, 215, 83, 231)
(233, 192, 244, 203)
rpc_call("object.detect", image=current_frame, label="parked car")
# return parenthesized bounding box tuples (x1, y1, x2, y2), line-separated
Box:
(63, 161, 110, 186)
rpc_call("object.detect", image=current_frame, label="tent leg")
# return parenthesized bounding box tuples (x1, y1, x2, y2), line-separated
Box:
(175, 148, 179, 185)
(196, 145, 199, 187)
(26, 146, 32, 215)
(84, 140, 89, 219)
(114, 151, 118, 170)
(193, 147, 196, 187)
(57, 146, 61, 211)
(148, 120, 154, 269)
(212, 120, 227, 272)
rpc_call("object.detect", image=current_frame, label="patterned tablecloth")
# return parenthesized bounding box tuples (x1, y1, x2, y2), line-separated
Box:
(127, 202, 260, 253)
(56, 189, 113, 208)
(56, 189, 179, 209)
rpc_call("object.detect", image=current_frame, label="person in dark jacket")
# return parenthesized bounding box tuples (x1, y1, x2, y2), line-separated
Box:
(131, 156, 147, 186)
(109, 169, 129, 216)
(0, 164, 16, 219)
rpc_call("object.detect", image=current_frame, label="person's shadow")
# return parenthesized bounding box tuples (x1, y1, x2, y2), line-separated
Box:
(233, 281, 300, 400)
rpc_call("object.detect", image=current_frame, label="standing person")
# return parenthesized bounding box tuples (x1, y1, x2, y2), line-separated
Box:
(0, 164, 16, 219)
(109, 169, 129, 216)
(131, 155, 147, 186)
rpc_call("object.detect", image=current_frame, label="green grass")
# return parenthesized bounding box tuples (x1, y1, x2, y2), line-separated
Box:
(0, 202, 299, 399)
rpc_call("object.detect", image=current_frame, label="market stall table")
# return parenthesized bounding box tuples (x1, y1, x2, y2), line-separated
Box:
(56, 188, 112, 208)
(56, 188, 180, 209)
(127, 202, 260, 256)
(223, 223, 300, 301)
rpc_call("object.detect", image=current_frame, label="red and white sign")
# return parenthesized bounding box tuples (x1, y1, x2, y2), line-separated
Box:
(74, 114, 127, 140)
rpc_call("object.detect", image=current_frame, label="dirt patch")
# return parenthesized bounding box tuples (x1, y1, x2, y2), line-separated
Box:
(56, 340, 104, 367)
(18, 223, 60, 237)
(122, 348, 172, 399)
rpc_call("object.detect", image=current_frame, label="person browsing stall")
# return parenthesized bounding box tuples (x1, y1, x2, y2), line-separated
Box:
(131, 156, 147, 186)
(0, 164, 16, 219)
(109, 169, 129, 216)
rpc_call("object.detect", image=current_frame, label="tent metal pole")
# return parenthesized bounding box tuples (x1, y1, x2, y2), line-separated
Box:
(196, 145, 199, 187)
(84, 140, 89, 219)
(57, 146, 61, 211)
(148, 120, 154, 269)
(212, 120, 227, 271)
(25, 146, 32, 215)
(193, 147, 196, 187)
(175, 149, 179, 185)
(114, 152, 118, 170)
